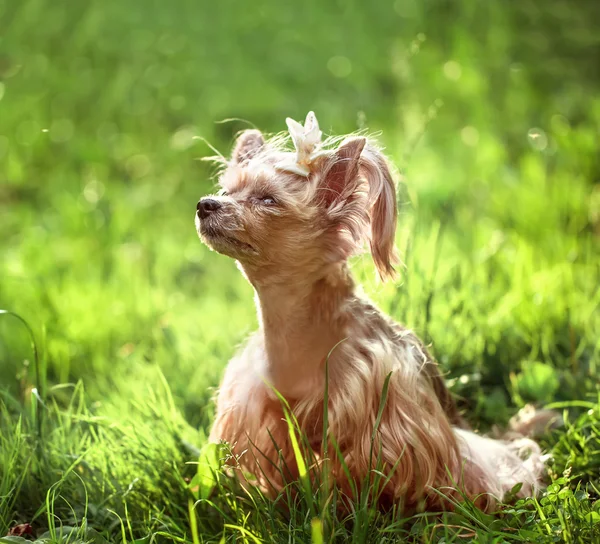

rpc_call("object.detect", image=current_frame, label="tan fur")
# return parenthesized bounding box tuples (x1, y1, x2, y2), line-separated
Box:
(195, 122, 547, 512)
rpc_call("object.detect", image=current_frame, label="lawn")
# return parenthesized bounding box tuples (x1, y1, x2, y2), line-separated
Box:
(1, 0, 599, 542)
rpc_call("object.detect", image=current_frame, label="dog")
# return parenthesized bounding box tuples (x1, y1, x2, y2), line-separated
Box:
(195, 112, 547, 512)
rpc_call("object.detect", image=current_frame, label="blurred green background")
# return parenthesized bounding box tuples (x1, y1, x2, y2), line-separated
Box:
(0, 0, 599, 537)
(2, 0, 599, 423)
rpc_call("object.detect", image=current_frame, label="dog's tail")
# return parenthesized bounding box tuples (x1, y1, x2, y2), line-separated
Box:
(454, 428, 546, 502)
(454, 406, 560, 503)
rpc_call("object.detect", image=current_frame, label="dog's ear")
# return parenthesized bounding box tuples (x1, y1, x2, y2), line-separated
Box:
(232, 129, 264, 164)
(360, 146, 399, 280)
(320, 138, 399, 280)
(319, 137, 366, 207)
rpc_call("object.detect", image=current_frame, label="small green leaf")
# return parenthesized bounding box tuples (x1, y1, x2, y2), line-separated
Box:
(584, 512, 600, 525)
(188, 442, 223, 500)
(0, 538, 30, 544)
(557, 487, 571, 500)
(510, 482, 523, 495)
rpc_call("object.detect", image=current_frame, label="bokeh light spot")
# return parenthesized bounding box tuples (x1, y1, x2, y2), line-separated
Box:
(461, 126, 479, 147)
(327, 56, 352, 78)
(83, 180, 105, 204)
(126, 154, 152, 178)
(527, 128, 548, 151)
(443, 61, 462, 81)
(171, 126, 197, 151)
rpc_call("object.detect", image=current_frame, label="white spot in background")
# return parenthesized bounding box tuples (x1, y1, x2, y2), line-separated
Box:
(327, 56, 352, 78)
(461, 126, 479, 147)
(443, 61, 462, 81)
(171, 126, 197, 151)
(527, 128, 548, 151)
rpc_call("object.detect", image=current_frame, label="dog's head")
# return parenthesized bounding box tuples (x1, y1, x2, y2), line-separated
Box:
(195, 114, 399, 284)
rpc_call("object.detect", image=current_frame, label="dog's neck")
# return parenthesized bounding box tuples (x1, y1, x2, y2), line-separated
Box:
(250, 263, 354, 398)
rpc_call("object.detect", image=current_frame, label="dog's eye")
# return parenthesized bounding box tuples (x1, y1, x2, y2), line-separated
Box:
(259, 196, 277, 205)
(217, 189, 228, 197)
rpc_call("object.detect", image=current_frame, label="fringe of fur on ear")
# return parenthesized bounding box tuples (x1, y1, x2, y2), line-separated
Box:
(359, 145, 400, 280)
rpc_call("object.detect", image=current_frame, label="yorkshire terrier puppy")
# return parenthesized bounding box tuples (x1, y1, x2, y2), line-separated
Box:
(195, 112, 546, 512)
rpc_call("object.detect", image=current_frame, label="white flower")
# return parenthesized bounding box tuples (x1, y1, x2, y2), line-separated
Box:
(276, 111, 326, 177)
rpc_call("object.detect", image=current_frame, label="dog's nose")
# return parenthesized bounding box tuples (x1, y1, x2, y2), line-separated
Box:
(197, 198, 222, 219)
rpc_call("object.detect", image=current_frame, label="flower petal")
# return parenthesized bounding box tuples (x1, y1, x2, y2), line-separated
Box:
(304, 112, 322, 147)
(285, 118, 305, 151)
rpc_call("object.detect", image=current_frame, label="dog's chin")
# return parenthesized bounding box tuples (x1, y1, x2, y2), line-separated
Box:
(196, 221, 255, 258)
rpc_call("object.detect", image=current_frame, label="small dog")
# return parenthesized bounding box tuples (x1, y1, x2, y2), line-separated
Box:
(195, 112, 546, 511)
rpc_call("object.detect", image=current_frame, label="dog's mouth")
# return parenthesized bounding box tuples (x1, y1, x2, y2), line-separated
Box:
(196, 216, 256, 254)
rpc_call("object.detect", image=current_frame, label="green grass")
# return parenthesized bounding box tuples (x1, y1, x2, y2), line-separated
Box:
(1, 0, 599, 541)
